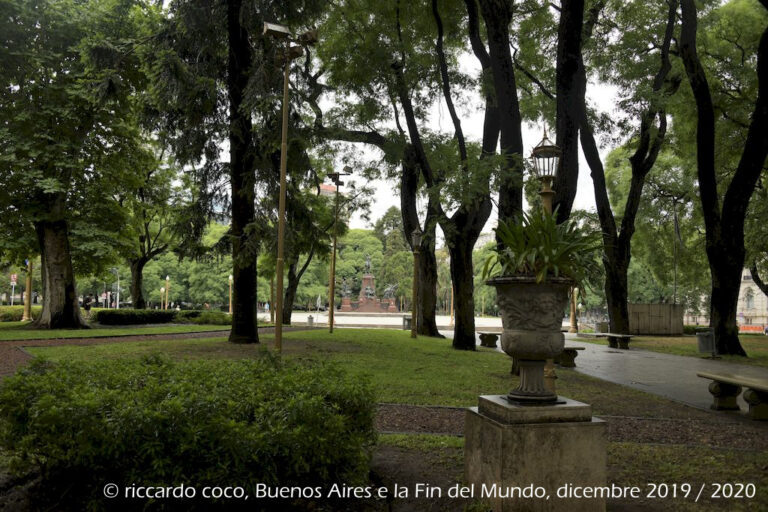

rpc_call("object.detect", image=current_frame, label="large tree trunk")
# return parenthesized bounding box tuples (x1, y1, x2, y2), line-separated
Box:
(445, 228, 480, 350)
(129, 258, 148, 309)
(282, 260, 299, 326)
(401, 144, 442, 337)
(33, 196, 86, 329)
(553, 0, 585, 222)
(604, 257, 630, 334)
(680, 0, 768, 355)
(227, 0, 258, 343)
(750, 262, 768, 297)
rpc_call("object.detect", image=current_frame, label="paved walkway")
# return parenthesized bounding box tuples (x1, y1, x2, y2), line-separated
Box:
(565, 335, 768, 412)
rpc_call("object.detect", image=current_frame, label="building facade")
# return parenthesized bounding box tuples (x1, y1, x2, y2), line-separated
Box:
(684, 268, 768, 328)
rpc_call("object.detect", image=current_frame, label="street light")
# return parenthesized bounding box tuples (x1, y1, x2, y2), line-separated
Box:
(530, 128, 561, 215)
(228, 275, 233, 315)
(165, 275, 170, 310)
(411, 229, 422, 339)
(328, 166, 352, 334)
(22, 259, 32, 321)
(530, 128, 563, 393)
(160, 287, 165, 310)
(265, 22, 317, 353)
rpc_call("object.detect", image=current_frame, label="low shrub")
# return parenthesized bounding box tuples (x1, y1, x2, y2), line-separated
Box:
(0, 356, 376, 511)
(684, 325, 708, 335)
(0, 306, 41, 322)
(92, 308, 177, 325)
(182, 310, 232, 325)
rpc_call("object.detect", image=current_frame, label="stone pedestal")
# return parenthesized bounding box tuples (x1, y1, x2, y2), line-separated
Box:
(386, 300, 398, 312)
(340, 297, 353, 312)
(465, 396, 606, 512)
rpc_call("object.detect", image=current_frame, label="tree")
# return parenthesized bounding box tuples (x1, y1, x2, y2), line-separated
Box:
(679, 0, 768, 355)
(147, 0, 326, 343)
(0, 0, 151, 328)
(373, 206, 409, 254)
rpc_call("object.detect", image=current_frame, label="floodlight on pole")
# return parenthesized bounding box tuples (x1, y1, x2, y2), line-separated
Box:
(264, 21, 317, 353)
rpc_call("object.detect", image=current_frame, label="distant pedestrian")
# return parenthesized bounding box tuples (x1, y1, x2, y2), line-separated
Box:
(764, 324, 768, 336)
(83, 294, 93, 319)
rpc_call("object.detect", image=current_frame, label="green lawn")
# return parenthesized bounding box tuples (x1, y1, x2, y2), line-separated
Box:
(574, 334, 768, 368)
(25, 329, 697, 415)
(0, 322, 230, 341)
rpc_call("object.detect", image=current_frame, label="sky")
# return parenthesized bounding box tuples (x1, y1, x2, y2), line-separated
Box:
(342, 68, 621, 245)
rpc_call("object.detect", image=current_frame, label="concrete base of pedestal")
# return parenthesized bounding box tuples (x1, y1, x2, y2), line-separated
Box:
(465, 396, 607, 512)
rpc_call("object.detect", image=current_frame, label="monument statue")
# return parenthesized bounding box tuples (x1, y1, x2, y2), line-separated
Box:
(341, 278, 351, 298)
(383, 283, 398, 299)
(364, 254, 372, 273)
(364, 285, 375, 299)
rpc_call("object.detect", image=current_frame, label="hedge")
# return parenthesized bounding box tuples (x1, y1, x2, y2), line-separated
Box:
(0, 306, 41, 322)
(92, 308, 178, 325)
(0, 356, 376, 511)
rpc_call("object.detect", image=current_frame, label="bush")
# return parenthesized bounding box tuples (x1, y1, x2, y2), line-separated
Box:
(176, 310, 232, 325)
(0, 306, 41, 322)
(0, 356, 376, 511)
(684, 325, 708, 335)
(92, 308, 178, 325)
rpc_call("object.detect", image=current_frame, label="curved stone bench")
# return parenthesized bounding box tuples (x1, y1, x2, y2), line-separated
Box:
(697, 371, 768, 420)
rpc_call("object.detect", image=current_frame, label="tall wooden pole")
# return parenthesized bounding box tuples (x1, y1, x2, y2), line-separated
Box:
(274, 53, 291, 353)
(328, 177, 341, 333)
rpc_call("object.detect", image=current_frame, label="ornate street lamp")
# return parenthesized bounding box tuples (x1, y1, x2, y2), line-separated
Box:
(264, 22, 318, 353)
(530, 128, 561, 215)
(411, 229, 422, 339)
(530, 128, 562, 394)
(165, 275, 170, 310)
(327, 166, 351, 334)
(160, 287, 165, 310)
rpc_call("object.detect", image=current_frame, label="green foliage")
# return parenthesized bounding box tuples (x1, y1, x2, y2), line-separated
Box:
(0, 306, 41, 322)
(93, 308, 177, 325)
(0, 356, 376, 510)
(175, 310, 232, 326)
(483, 210, 601, 287)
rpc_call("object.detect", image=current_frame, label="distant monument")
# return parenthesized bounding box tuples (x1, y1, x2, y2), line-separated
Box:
(338, 256, 399, 313)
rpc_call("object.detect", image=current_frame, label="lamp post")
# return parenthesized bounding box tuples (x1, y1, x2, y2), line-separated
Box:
(411, 229, 422, 339)
(530, 128, 563, 394)
(569, 287, 579, 333)
(264, 22, 318, 353)
(328, 166, 351, 334)
(160, 287, 165, 310)
(165, 275, 170, 310)
(228, 275, 233, 315)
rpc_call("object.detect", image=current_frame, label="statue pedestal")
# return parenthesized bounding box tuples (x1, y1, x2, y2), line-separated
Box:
(465, 395, 606, 512)
(340, 297, 352, 312)
(386, 300, 398, 313)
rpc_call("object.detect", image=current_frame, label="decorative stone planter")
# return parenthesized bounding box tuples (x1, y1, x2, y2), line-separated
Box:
(487, 276, 573, 403)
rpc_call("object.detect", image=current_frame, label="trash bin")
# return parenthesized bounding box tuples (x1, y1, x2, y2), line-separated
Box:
(402, 315, 412, 330)
(697, 328, 715, 354)
(597, 321, 610, 333)
(307, 315, 314, 327)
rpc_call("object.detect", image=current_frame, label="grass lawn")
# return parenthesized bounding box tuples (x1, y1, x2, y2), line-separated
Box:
(26, 329, 705, 416)
(0, 321, 230, 341)
(574, 334, 768, 368)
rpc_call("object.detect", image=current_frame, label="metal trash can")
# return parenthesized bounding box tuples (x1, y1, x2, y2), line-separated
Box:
(307, 315, 314, 327)
(402, 315, 412, 330)
(697, 328, 714, 354)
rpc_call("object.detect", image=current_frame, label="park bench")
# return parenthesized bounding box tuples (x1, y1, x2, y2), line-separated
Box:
(477, 331, 500, 348)
(697, 372, 768, 420)
(606, 333, 634, 349)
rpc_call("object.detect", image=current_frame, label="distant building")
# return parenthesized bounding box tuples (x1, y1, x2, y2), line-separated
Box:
(319, 183, 336, 197)
(683, 268, 768, 328)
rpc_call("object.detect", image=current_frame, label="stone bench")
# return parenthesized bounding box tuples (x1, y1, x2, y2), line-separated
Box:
(697, 372, 768, 420)
(554, 346, 585, 368)
(477, 331, 499, 348)
(605, 333, 634, 349)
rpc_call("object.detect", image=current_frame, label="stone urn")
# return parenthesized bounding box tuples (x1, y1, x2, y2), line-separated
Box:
(487, 276, 573, 403)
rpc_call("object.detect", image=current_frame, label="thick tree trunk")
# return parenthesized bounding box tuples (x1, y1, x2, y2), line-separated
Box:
(129, 258, 148, 309)
(710, 254, 746, 356)
(604, 257, 630, 334)
(400, 144, 442, 337)
(33, 204, 86, 329)
(227, 0, 258, 343)
(282, 261, 299, 326)
(446, 233, 478, 350)
(750, 262, 768, 297)
(553, 0, 585, 222)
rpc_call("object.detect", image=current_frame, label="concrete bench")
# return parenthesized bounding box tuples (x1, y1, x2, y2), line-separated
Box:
(605, 333, 634, 349)
(477, 331, 499, 348)
(511, 346, 585, 375)
(697, 372, 768, 420)
(554, 346, 585, 368)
